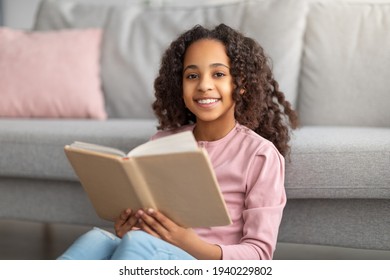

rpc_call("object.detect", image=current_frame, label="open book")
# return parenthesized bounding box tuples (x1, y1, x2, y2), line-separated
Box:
(64, 131, 232, 228)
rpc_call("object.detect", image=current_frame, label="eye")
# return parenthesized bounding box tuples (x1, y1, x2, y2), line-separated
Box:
(214, 72, 226, 78)
(186, 73, 199, 80)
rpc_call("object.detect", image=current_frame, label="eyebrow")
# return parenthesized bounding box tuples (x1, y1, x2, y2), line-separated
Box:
(183, 63, 230, 72)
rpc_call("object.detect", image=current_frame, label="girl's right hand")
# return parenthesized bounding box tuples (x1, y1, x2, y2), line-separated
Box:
(114, 208, 138, 238)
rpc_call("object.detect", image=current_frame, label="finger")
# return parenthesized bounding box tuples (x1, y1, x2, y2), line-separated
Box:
(138, 219, 160, 239)
(120, 208, 132, 222)
(137, 209, 164, 231)
(114, 209, 130, 229)
(145, 208, 178, 230)
(126, 213, 138, 228)
(115, 209, 134, 237)
(115, 208, 131, 226)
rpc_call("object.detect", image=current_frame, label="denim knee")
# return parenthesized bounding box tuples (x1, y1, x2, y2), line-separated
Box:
(111, 230, 195, 260)
(58, 227, 121, 260)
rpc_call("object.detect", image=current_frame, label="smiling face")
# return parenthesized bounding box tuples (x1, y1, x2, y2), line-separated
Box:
(182, 39, 236, 130)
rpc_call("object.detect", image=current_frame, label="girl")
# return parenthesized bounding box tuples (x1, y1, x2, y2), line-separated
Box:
(58, 24, 298, 260)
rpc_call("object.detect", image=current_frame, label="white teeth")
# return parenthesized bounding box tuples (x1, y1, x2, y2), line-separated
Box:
(197, 99, 219, 104)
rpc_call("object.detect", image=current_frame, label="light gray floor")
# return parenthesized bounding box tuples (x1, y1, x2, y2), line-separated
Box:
(0, 219, 389, 260)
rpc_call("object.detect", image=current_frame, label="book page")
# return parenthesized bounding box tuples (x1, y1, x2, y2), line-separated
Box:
(70, 142, 126, 157)
(133, 149, 232, 227)
(64, 147, 143, 221)
(128, 131, 199, 157)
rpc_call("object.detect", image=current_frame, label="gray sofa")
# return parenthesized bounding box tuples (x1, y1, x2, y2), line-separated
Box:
(1, 0, 389, 254)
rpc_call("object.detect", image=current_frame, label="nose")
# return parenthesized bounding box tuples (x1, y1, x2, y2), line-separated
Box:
(197, 75, 214, 93)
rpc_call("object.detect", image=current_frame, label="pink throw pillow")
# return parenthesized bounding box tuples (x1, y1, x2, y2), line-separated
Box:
(0, 28, 107, 119)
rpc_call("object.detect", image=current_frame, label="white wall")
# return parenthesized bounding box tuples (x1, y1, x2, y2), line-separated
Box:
(2, 0, 41, 29)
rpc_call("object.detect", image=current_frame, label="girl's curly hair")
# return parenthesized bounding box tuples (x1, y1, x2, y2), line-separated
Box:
(153, 24, 298, 157)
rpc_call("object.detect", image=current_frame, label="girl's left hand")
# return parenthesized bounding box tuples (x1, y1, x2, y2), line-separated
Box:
(135, 208, 222, 260)
(135, 208, 194, 248)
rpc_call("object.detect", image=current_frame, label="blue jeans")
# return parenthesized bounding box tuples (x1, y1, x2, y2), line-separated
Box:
(58, 227, 196, 260)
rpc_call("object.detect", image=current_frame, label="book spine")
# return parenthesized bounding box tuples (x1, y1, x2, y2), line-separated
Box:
(122, 158, 157, 210)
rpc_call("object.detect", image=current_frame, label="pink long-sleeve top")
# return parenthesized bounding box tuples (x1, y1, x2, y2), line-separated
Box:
(151, 122, 286, 260)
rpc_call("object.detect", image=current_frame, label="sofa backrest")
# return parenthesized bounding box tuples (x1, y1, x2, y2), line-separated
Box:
(34, 0, 390, 127)
(34, 0, 307, 119)
(298, 0, 390, 127)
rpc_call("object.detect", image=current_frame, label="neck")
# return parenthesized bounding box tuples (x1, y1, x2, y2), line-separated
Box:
(193, 119, 237, 142)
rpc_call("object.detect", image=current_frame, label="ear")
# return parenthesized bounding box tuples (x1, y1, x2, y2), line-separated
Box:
(239, 88, 246, 95)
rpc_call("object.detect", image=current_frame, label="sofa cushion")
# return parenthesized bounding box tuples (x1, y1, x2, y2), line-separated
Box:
(0, 119, 157, 180)
(298, 2, 390, 127)
(0, 178, 111, 226)
(34, 0, 308, 118)
(286, 126, 390, 199)
(0, 28, 107, 119)
(279, 198, 390, 250)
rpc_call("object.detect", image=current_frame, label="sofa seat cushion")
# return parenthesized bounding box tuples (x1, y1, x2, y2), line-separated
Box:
(0, 119, 157, 180)
(286, 126, 390, 199)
